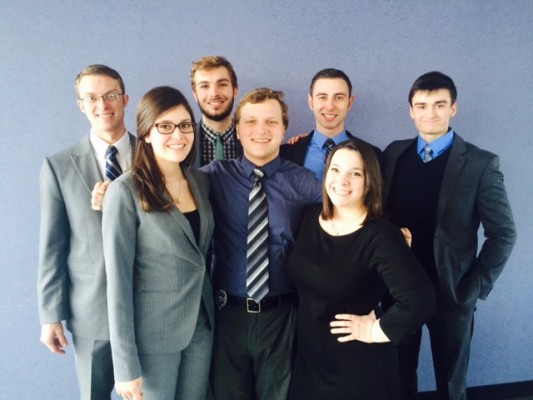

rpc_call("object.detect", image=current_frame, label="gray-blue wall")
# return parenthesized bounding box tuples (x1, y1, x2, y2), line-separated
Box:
(1, 1, 531, 398)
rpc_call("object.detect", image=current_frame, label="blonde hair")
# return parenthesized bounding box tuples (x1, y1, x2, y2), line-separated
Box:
(234, 88, 289, 130)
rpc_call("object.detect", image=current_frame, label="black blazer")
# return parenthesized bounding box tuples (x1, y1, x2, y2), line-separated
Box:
(382, 133, 516, 307)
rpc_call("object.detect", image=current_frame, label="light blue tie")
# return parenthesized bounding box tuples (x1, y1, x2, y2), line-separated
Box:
(423, 145, 433, 163)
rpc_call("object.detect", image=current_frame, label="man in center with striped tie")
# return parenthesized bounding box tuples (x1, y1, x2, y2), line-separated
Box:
(201, 88, 322, 400)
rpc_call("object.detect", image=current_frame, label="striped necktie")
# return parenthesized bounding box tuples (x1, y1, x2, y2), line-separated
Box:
(105, 145, 122, 181)
(324, 139, 335, 164)
(246, 168, 269, 302)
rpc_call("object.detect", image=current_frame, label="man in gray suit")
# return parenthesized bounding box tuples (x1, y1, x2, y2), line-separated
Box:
(38, 64, 134, 400)
(382, 71, 516, 400)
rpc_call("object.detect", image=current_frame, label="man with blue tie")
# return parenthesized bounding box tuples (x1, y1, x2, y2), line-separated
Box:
(281, 68, 380, 180)
(382, 71, 516, 400)
(38, 64, 135, 400)
(201, 88, 322, 400)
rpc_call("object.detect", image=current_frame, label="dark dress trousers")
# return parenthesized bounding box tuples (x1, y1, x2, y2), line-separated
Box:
(382, 133, 516, 400)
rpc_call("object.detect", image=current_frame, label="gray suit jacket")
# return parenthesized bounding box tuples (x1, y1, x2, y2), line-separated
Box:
(382, 133, 516, 307)
(102, 168, 215, 381)
(37, 134, 135, 339)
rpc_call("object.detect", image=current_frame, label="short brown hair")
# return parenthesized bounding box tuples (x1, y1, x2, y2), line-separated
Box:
(191, 55, 238, 89)
(234, 88, 289, 130)
(74, 64, 125, 96)
(321, 139, 383, 223)
(310, 68, 352, 96)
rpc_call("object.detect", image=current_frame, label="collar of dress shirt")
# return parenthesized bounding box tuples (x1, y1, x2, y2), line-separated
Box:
(90, 129, 130, 161)
(311, 129, 350, 149)
(241, 155, 282, 182)
(417, 128, 455, 159)
(201, 120, 235, 143)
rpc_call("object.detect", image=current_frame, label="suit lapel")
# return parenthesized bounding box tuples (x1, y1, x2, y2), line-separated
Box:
(165, 169, 208, 255)
(435, 135, 466, 224)
(296, 130, 314, 164)
(383, 139, 414, 203)
(70, 136, 102, 194)
(185, 168, 210, 253)
(128, 133, 136, 158)
(167, 206, 199, 255)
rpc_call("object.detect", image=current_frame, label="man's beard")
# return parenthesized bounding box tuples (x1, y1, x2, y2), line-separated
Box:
(198, 97, 235, 122)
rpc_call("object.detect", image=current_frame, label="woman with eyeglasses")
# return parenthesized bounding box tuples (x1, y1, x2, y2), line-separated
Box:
(287, 139, 435, 400)
(102, 86, 214, 400)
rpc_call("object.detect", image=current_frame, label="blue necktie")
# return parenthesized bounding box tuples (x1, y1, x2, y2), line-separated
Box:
(105, 145, 122, 181)
(324, 139, 335, 164)
(246, 169, 269, 302)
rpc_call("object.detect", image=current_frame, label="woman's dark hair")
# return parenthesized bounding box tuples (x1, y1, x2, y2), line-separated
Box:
(321, 139, 383, 224)
(131, 86, 196, 212)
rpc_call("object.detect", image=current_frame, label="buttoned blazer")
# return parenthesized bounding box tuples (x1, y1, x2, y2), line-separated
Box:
(280, 130, 382, 165)
(382, 133, 516, 308)
(102, 168, 215, 382)
(37, 134, 135, 339)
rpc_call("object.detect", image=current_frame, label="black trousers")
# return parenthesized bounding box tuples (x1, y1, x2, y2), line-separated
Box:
(210, 302, 296, 400)
(396, 287, 475, 400)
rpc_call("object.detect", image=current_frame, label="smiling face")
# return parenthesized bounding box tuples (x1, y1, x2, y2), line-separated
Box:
(237, 99, 285, 166)
(324, 148, 366, 210)
(145, 105, 195, 168)
(77, 74, 129, 143)
(192, 66, 238, 122)
(409, 89, 457, 142)
(308, 78, 354, 137)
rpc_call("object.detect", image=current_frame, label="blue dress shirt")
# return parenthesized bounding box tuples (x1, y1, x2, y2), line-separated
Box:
(201, 156, 322, 297)
(303, 130, 350, 180)
(417, 129, 455, 161)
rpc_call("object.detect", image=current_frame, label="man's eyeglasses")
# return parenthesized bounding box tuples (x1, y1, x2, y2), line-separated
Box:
(154, 122, 196, 135)
(79, 92, 124, 104)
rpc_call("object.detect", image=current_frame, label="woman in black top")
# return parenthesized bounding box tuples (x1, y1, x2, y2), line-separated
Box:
(288, 139, 435, 400)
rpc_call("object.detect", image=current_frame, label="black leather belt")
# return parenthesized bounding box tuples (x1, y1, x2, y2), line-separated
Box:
(214, 289, 296, 313)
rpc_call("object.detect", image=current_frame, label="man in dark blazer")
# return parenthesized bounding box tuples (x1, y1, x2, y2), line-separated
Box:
(38, 64, 134, 400)
(382, 71, 516, 400)
(190, 55, 242, 168)
(280, 68, 380, 179)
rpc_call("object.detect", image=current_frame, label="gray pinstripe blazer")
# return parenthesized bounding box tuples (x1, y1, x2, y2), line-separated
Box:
(102, 168, 215, 381)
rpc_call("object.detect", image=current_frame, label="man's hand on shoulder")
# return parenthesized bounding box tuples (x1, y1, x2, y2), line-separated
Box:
(40, 322, 68, 354)
(286, 133, 309, 145)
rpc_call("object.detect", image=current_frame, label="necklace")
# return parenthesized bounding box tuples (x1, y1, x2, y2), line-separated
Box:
(329, 211, 367, 236)
(171, 179, 183, 204)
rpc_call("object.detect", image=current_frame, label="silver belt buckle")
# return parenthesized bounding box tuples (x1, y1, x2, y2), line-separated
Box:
(246, 298, 261, 313)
